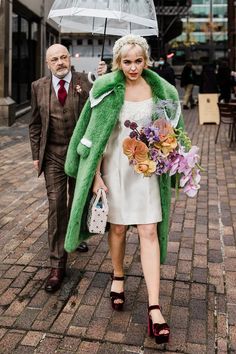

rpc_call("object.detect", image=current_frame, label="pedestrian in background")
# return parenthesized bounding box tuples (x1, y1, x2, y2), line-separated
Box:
(217, 60, 232, 103)
(180, 61, 197, 109)
(29, 44, 106, 293)
(65, 34, 185, 345)
(152, 55, 176, 86)
(199, 63, 218, 94)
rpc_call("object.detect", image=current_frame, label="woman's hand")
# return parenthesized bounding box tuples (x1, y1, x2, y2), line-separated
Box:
(92, 173, 108, 194)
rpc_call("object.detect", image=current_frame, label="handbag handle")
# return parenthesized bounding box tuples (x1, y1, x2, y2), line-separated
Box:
(93, 188, 108, 210)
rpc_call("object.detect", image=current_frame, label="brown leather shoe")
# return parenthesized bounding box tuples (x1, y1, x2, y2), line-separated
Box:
(45, 268, 65, 293)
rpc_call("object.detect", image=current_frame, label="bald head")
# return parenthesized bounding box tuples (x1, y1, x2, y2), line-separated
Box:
(46, 43, 71, 78)
(46, 44, 69, 60)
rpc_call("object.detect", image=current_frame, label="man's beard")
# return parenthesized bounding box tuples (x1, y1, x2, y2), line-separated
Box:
(55, 67, 70, 78)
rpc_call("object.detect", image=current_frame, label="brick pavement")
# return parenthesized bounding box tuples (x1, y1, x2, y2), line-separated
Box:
(0, 108, 235, 353)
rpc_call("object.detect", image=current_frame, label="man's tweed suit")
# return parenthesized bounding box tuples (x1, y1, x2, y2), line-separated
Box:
(29, 72, 92, 268)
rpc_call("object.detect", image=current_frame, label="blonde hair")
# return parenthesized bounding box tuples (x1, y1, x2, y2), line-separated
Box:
(112, 34, 152, 71)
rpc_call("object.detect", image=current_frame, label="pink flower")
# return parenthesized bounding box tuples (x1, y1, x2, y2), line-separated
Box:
(183, 146, 200, 168)
(122, 118, 202, 198)
(169, 155, 181, 176)
(181, 168, 201, 197)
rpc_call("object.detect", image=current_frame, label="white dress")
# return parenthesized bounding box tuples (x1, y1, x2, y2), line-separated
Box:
(102, 98, 162, 225)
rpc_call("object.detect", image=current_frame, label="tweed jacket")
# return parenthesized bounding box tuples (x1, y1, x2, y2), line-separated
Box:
(65, 69, 185, 264)
(29, 71, 92, 176)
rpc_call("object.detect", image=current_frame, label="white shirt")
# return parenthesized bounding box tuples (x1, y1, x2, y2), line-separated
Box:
(52, 71, 72, 98)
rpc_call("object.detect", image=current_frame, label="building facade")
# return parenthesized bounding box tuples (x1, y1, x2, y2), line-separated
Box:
(0, 1, 235, 126)
(169, 0, 228, 66)
(0, 0, 58, 126)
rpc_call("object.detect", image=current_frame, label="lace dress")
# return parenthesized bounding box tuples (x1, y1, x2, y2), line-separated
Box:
(102, 98, 162, 225)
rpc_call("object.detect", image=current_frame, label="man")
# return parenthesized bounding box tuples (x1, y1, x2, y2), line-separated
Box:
(180, 61, 197, 109)
(29, 44, 106, 293)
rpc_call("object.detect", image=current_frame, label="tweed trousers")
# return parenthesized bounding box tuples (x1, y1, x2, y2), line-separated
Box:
(44, 151, 75, 268)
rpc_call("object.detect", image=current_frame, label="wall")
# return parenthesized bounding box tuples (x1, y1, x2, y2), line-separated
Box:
(19, 0, 57, 29)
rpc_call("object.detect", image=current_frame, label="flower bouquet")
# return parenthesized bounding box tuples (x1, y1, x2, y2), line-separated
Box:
(122, 118, 202, 197)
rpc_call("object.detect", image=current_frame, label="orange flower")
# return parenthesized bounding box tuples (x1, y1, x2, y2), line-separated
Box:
(153, 118, 175, 141)
(134, 160, 157, 177)
(123, 137, 148, 162)
(152, 118, 177, 156)
(154, 135, 177, 156)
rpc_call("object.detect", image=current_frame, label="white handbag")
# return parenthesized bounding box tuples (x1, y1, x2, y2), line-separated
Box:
(87, 188, 109, 234)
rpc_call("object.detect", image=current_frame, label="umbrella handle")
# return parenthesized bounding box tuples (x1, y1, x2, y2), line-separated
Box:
(101, 17, 107, 61)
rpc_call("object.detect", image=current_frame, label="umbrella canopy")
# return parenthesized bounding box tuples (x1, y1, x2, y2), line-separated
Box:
(48, 0, 158, 37)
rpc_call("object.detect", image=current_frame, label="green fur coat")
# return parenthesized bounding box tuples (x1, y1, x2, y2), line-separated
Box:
(64, 68, 184, 264)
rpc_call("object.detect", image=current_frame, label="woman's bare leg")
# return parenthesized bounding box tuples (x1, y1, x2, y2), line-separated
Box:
(137, 223, 168, 333)
(108, 223, 127, 303)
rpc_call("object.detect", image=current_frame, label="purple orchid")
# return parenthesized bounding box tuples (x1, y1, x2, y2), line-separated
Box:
(123, 118, 202, 198)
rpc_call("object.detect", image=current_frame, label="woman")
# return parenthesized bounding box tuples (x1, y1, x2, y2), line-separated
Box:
(65, 34, 185, 345)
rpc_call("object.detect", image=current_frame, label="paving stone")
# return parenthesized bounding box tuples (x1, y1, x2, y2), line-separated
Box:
(228, 304, 236, 326)
(11, 345, 37, 354)
(58, 336, 81, 351)
(230, 325, 236, 351)
(167, 327, 187, 352)
(217, 338, 228, 353)
(189, 299, 207, 320)
(94, 296, 113, 318)
(170, 306, 188, 329)
(62, 292, 83, 315)
(109, 311, 131, 333)
(0, 331, 25, 354)
(34, 336, 61, 353)
(76, 340, 100, 354)
(0, 287, 21, 306)
(81, 286, 103, 306)
(71, 304, 95, 327)
(3, 298, 29, 317)
(85, 317, 109, 340)
(15, 307, 40, 329)
(208, 249, 223, 263)
(172, 287, 189, 307)
(67, 325, 87, 337)
(21, 330, 44, 346)
(0, 315, 17, 326)
(188, 319, 207, 344)
(3, 265, 25, 279)
(186, 343, 207, 354)
(192, 267, 208, 283)
(0, 279, 13, 295)
(104, 331, 125, 343)
(50, 312, 74, 334)
(123, 322, 146, 346)
(1, 111, 235, 352)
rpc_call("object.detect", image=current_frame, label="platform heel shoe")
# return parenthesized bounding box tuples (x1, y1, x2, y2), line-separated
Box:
(110, 274, 125, 311)
(148, 305, 170, 344)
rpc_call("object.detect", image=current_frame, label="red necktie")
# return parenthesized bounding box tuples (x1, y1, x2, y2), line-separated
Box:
(58, 79, 67, 106)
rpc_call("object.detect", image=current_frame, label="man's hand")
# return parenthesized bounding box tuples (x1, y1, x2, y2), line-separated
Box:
(33, 160, 39, 171)
(97, 61, 108, 76)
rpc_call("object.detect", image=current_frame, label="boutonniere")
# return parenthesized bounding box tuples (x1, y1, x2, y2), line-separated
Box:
(75, 84, 82, 95)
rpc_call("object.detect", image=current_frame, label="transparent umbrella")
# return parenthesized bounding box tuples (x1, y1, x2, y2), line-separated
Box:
(48, 0, 158, 58)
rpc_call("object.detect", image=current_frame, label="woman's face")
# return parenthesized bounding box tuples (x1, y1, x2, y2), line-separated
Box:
(119, 45, 146, 82)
